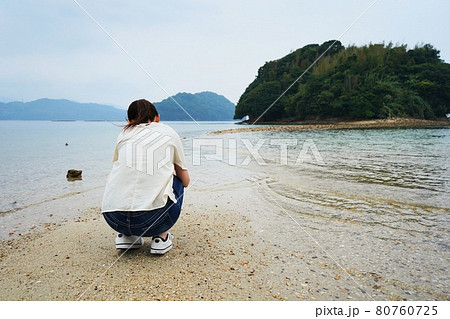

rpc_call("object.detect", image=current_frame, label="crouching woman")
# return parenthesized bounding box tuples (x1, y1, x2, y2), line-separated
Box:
(102, 99, 190, 255)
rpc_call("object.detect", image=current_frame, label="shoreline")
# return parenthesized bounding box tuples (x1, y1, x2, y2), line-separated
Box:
(0, 184, 327, 301)
(212, 118, 450, 134)
(1, 170, 448, 300)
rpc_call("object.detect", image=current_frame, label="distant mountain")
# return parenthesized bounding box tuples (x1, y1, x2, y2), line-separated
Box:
(0, 92, 235, 121)
(0, 98, 126, 121)
(154, 91, 235, 121)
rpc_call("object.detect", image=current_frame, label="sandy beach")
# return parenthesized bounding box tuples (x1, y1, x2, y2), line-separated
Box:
(212, 118, 450, 135)
(0, 182, 321, 301)
(1, 169, 448, 301)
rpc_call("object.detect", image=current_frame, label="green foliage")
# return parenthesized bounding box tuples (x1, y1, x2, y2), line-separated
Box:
(234, 41, 450, 121)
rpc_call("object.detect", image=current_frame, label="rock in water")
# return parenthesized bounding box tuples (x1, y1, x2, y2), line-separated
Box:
(66, 169, 82, 181)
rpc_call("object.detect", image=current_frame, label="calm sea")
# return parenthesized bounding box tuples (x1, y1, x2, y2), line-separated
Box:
(0, 120, 449, 216)
(0, 121, 238, 213)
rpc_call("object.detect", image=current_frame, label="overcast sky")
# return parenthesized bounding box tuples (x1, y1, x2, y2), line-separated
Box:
(1, 0, 449, 108)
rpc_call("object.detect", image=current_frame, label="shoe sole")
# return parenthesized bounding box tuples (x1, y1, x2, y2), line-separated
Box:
(115, 243, 144, 250)
(150, 244, 173, 255)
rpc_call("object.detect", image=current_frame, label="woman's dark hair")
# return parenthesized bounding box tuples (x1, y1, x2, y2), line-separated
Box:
(124, 99, 159, 130)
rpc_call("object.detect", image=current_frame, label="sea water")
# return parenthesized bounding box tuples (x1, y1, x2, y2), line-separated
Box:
(222, 126, 450, 231)
(0, 121, 238, 213)
(208, 126, 450, 298)
(1, 121, 449, 212)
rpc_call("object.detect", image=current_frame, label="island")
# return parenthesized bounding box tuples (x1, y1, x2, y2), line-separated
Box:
(234, 41, 450, 124)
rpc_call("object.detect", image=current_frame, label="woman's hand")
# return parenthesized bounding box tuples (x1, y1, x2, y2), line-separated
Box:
(174, 164, 190, 187)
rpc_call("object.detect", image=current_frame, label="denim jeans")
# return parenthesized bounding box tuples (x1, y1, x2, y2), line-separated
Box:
(103, 176, 184, 237)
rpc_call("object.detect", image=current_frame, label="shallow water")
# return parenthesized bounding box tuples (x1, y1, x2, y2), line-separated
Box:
(217, 127, 450, 245)
(205, 127, 450, 299)
(0, 121, 238, 213)
(1, 121, 448, 217)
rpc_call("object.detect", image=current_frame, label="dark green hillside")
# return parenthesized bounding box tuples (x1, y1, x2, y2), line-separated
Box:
(155, 91, 235, 121)
(234, 41, 450, 122)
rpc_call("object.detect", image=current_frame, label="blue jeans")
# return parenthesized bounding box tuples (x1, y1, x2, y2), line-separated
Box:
(103, 176, 185, 237)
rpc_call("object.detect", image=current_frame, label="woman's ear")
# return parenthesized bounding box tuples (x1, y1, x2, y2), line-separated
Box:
(155, 115, 160, 123)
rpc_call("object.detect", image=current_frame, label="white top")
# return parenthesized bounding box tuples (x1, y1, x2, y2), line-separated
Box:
(102, 122, 187, 212)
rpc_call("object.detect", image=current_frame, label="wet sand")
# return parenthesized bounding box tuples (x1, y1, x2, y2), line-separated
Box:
(1, 172, 448, 301)
(212, 118, 450, 135)
(0, 184, 310, 301)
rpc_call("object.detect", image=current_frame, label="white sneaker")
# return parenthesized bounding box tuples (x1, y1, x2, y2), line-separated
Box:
(115, 233, 144, 249)
(150, 233, 174, 255)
